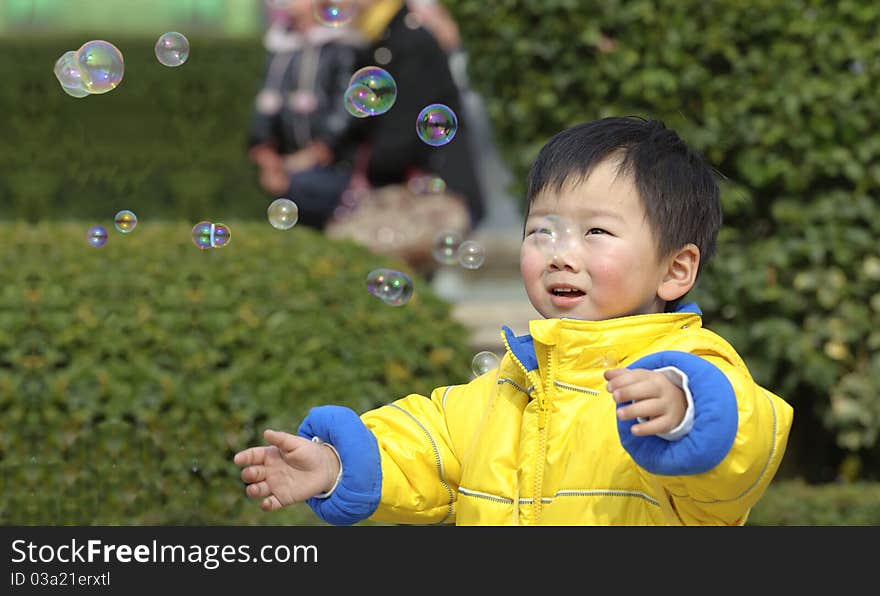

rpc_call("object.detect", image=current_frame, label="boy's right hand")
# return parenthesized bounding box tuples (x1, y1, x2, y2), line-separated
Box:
(233, 429, 341, 512)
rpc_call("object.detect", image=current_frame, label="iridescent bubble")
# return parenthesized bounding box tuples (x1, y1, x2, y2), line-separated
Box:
(61, 84, 89, 99)
(212, 223, 232, 248)
(457, 240, 485, 270)
(87, 225, 108, 248)
(268, 198, 299, 230)
(155, 32, 190, 67)
(532, 214, 578, 259)
(114, 210, 138, 233)
(382, 273, 414, 307)
(191, 221, 214, 250)
(432, 230, 463, 265)
(54, 50, 86, 91)
(366, 268, 413, 306)
(347, 66, 397, 116)
(416, 103, 457, 146)
(312, 0, 355, 28)
(472, 351, 500, 377)
(76, 40, 124, 94)
(344, 84, 376, 118)
(366, 268, 404, 301)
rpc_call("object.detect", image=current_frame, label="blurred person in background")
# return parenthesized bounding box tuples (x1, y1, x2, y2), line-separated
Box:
(406, 0, 511, 231)
(326, 0, 486, 231)
(247, 0, 362, 228)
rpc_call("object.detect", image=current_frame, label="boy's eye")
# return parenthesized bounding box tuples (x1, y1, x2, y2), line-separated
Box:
(586, 228, 608, 235)
(526, 227, 553, 236)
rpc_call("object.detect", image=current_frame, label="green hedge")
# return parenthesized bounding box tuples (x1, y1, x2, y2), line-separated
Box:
(445, 0, 880, 481)
(0, 36, 268, 222)
(3, 2, 880, 484)
(746, 479, 880, 525)
(0, 222, 475, 524)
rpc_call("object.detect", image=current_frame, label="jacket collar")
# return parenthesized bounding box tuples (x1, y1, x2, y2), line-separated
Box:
(503, 302, 703, 373)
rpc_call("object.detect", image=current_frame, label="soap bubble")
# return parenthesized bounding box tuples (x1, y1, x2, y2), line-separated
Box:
(313, 0, 355, 28)
(191, 221, 213, 250)
(191, 221, 230, 250)
(472, 351, 500, 377)
(114, 210, 138, 233)
(457, 240, 485, 270)
(54, 51, 86, 92)
(267, 198, 299, 230)
(76, 40, 124, 94)
(87, 225, 108, 248)
(531, 214, 578, 259)
(211, 223, 232, 248)
(155, 32, 190, 67)
(346, 66, 397, 116)
(366, 268, 413, 306)
(432, 231, 463, 265)
(416, 103, 457, 146)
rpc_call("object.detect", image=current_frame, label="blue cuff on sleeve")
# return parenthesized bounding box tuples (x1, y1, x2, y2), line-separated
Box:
(616, 351, 739, 476)
(297, 405, 382, 525)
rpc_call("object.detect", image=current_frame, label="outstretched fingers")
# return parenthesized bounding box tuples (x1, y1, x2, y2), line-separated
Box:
(262, 429, 311, 457)
(233, 446, 266, 467)
(261, 495, 285, 512)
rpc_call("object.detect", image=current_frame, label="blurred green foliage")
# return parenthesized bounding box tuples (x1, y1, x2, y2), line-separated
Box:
(0, 222, 474, 524)
(0, 36, 268, 223)
(2, 0, 880, 518)
(746, 479, 880, 525)
(445, 0, 880, 480)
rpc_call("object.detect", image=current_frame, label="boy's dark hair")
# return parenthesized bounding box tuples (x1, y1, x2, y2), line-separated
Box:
(525, 116, 722, 282)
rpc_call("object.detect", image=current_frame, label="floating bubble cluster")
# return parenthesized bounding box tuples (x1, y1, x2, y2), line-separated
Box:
(267, 198, 299, 230)
(87, 225, 108, 248)
(113, 210, 138, 234)
(191, 221, 232, 250)
(416, 103, 457, 146)
(344, 66, 397, 117)
(312, 0, 355, 28)
(472, 351, 501, 377)
(366, 268, 414, 307)
(54, 40, 124, 98)
(155, 32, 190, 67)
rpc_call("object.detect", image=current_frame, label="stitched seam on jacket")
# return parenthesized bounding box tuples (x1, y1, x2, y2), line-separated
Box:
(458, 486, 514, 504)
(440, 385, 454, 410)
(669, 389, 779, 504)
(458, 487, 659, 507)
(553, 380, 601, 396)
(497, 377, 532, 396)
(388, 403, 455, 523)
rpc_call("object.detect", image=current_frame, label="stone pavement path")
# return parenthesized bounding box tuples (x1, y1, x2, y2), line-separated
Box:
(430, 227, 536, 355)
(429, 88, 537, 356)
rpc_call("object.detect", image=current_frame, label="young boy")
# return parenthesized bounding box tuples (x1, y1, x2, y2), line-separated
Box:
(233, 116, 794, 525)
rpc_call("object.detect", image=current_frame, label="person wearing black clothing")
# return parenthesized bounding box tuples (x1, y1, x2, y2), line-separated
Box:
(324, 0, 486, 230)
(248, 0, 362, 229)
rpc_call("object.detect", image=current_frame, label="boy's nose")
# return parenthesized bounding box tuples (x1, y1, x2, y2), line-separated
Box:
(548, 249, 580, 271)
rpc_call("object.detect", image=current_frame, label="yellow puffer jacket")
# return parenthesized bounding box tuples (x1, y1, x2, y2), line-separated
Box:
(357, 308, 793, 526)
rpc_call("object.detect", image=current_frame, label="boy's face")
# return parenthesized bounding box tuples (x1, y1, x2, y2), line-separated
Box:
(520, 157, 670, 321)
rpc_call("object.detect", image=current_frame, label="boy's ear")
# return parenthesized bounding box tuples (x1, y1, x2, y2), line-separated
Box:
(658, 243, 700, 302)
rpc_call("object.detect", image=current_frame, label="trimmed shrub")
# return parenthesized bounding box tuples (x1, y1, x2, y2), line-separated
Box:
(0, 222, 475, 524)
(446, 0, 880, 481)
(747, 479, 880, 525)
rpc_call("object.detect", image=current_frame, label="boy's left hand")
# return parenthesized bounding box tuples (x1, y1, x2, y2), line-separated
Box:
(604, 368, 686, 436)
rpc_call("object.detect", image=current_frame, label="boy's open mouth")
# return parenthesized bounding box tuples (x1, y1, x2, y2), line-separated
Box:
(550, 287, 585, 297)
